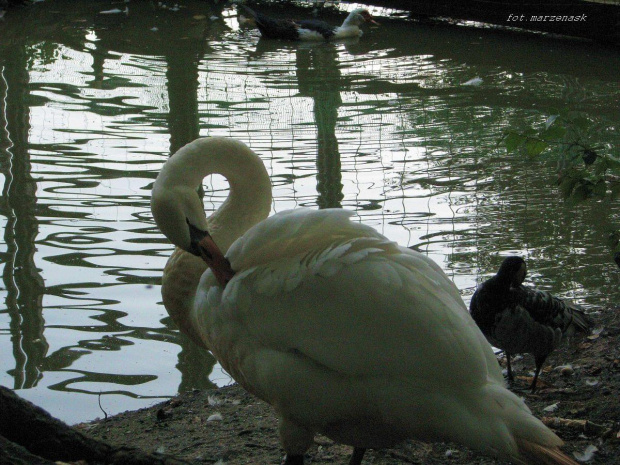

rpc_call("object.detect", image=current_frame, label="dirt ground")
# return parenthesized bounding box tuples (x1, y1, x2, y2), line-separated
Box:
(80, 307, 620, 465)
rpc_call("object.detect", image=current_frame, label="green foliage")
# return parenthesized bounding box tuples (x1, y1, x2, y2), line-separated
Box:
(498, 111, 620, 203)
(499, 112, 620, 268)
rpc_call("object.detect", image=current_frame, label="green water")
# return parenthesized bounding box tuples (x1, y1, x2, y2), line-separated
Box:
(0, 0, 618, 423)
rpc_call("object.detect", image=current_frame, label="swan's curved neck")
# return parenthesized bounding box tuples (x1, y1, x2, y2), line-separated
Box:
(152, 137, 272, 254)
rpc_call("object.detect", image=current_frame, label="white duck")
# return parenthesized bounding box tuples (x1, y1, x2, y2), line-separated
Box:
(151, 137, 577, 465)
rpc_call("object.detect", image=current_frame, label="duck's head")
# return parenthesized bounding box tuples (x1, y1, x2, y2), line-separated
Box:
(345, 9, 379, 27)
(496, 256, 527, 288)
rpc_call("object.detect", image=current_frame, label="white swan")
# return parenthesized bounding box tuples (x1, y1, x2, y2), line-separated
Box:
(151, 137, 577, 465)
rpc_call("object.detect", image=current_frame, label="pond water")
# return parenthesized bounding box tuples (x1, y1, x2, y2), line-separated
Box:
(0, 0, 618, 425)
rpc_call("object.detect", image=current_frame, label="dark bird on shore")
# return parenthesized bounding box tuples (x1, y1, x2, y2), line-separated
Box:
(239, 5, 378, 41)
(470, 256, 592, 392)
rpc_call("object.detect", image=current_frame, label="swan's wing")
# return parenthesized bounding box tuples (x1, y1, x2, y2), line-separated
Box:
(229, 208, 385, 271)
(195, 211, 501, 387)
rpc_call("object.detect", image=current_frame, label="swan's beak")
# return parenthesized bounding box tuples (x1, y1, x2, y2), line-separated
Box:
(187, 220, 235, 287)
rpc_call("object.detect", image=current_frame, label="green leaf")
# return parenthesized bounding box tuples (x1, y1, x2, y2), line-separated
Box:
(503, 132, 527, 153)
(524, 138, 548, 157)
(593, 179, 607, 197)
(541, 125, 567, 141)
(571, 116, 591, 130)
(558, 176, 578, 199)
(594, 158, 608, 175)
(571, 183, 592, 202)
(604, 156, 620, 170)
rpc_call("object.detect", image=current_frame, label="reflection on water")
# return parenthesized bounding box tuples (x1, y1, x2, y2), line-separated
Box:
(0, 0, 618, 424)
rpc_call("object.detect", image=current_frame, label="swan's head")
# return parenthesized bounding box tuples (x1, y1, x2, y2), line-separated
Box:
(152, 139, 221, 253)
(151, 137, 273, 256)
(497, 256, 527, 288)
(345, 9, 379, 26)
(152, 172, 208, 254)
(151, 144, 236, 287)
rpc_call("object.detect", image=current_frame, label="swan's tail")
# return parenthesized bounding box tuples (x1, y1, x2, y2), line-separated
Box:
(515, 437, 578, 465)
(478, 384, 578, 465)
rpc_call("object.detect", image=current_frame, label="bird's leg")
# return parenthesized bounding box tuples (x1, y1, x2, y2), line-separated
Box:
(349, 447, 366, 465)
(279, 418, 313, 465)
(505, 352, 514, 382)
(530, 356, 545, 393)
(282, 455, 304, 465)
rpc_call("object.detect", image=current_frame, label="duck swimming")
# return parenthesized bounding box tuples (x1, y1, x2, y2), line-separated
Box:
(240, 6, 378, 41)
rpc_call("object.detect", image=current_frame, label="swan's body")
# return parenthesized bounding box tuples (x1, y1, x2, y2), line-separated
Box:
(240, 6, 377, 41)
(470, 256, 592, 392)
(152, 137, 577, 465)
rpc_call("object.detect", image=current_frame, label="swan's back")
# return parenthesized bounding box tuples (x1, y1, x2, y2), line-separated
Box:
(228, 209, 385, 270)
